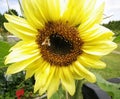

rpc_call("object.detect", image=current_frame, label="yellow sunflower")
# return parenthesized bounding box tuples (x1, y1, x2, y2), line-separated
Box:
(4, 0, 117, 98)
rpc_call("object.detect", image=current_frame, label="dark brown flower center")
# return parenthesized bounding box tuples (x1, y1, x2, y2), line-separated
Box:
(49, 33, 73, 55)
(36, 21, 83, 66)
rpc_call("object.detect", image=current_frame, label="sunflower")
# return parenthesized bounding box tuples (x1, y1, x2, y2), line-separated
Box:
(4, 0, 117, 98)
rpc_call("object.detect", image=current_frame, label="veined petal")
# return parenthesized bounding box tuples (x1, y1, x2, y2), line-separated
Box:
(4, 23, 37, 41)
(22, 0, 44, 29)
(5, 41, 39, 64)
(82, 40, 117, 56)
(22, 0, 63, 28)
(62, 0, 97, 26)
(34, 62, 50, 93)
(4, 14, 38, 40)
(4, 14, 36, 31)
(6, 54, 40, 75)
(80, 25, 114, 42)
(47, 67, 60, 98)
(25, 58, 44, 79)
(39, 66, 56, 96)
(45, 0, 62, 21)
(9, 41, 37, 51)
(73, 61, 96, 83)
(79, 0, 97, 23)
(78, 2, 105, 32)
(60, 66, 75, 96)
(78, 53, 106, 69)
(69, 65, 83, 80)
(62, 0, 86, 25)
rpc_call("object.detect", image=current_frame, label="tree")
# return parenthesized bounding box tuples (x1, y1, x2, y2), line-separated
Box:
(5, 9, 18, 16)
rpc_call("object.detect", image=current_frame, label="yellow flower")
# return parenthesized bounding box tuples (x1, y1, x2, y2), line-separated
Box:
(4, 0, 117, 98)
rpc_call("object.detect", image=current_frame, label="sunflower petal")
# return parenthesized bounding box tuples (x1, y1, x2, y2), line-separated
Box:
(73, 61, 96, 83)
(80, 25, 114, 42)
(34, 62, 50, 93)
(78, 2, 105, 31)
(39, 66, 56, 96)
(25, 58, 44, 79)
(6, 54, 40, 75)
(60, 67, 75, 96)
(69, 65, 84, 80)
(78, 53, 106, 69)
(4, 23, 36, 40)
(82, 40, 117, 56)
(45, 0, 62, 21)
(4, 14, 37, 40)
(22, 0, 44, 29)
(22, 0, 62, 28)
(62, 0, 86, 25)
(47, 67, 60, 98)
(5, 42, 39, 64)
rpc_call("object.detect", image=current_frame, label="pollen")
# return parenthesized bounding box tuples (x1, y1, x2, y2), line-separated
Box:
(36, 21, 83, 66)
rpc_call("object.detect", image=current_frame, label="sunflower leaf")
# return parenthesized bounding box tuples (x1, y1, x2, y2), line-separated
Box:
(95, 73, 120, 99)
(0, 41, 11, 66)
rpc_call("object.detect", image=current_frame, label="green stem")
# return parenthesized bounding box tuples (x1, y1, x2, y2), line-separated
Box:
(72, 80, 83, 99)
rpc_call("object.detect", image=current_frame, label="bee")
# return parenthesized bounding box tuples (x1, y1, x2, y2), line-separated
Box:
(42, 37, 51, 46)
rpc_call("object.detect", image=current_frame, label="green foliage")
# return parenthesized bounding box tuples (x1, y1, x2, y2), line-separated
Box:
(0, 41, 11, 66)
(0, 13, 7, 30)
(95, 73, 120, 99)
(114, 36, 120, 43)
(5, 9, 18, 16)
(103, 21, 120, 32)
(0, 9, 18, 32)
(103, 21, 120, 43)
(0, 69, 35, 98)
(50, 87, 66, 99)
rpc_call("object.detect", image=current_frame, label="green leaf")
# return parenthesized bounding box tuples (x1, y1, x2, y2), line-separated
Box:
(113, 36, 120, 43)
(50, 87, 66, 99)
(0, 41, 11, 66)
(95, 73, 120, 99)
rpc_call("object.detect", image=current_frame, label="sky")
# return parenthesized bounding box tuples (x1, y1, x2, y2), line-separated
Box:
(0, 0, 120, 23)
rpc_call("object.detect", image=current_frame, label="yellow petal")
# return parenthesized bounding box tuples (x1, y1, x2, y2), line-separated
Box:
(60, 67, 75, 96)
(22, 0, 44, 29)
(78, 53, 106, 69)
(62, 0, 98, 26)
(5, 41, 39, 64)
(25, 58, 44, 79)
(39, 66, 56, 96)
(78, 2, 105, 32)
(82, 40, 117, 56)
(34, 62, 50, 93)
(47, 67, 60, 98)
(6, 54, 40, 75)
(22, 0, 62, 28)
(69, 65, 84, 80)
(4, 14, 36, 31)
(73, 61, 96, 83)
(62, 0, 85, 25)
(4, 23, 36, 41)
(4, 14, 38, 40)
(45, 0, 62, 21)
(80, 25, 114, 42)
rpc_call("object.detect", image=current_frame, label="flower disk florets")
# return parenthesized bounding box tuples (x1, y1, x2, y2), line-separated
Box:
(36, 21, 83, 66)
